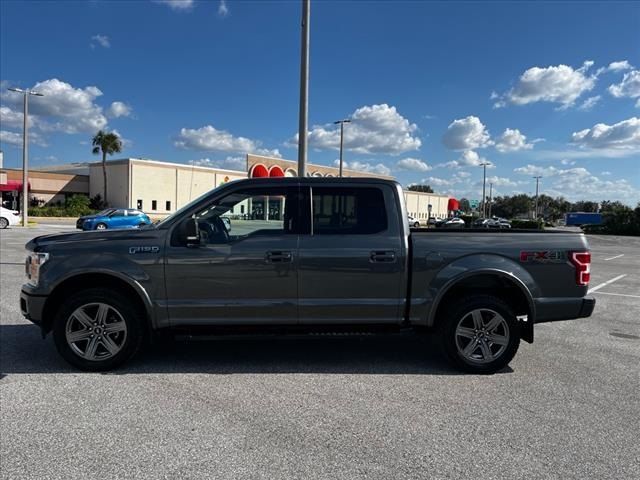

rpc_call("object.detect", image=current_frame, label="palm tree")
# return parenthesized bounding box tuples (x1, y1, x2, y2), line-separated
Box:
(91, 130, 122, 206)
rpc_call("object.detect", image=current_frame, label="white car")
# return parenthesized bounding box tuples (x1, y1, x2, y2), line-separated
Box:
(444, 217, 465, 227)
(0, 207, 21, 229)
(407, 215, 420, 228)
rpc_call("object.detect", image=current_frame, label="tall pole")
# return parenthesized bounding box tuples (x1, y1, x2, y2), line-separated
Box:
(334, 119, 351, 177)
(9, 87, 43, 227)
(22, 92, 28, 227)
(533, 176, 542, 219)
(480, 162, 490, 217)
(297, 0, 310, 178)
(488, 182, 493, 218)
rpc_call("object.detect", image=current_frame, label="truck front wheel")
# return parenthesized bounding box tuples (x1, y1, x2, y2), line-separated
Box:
(438, 295, 520, 374)
(52, 288, 144, 371)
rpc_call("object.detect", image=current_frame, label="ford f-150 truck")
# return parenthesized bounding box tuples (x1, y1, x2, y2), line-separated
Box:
(20, 178, 595, 373)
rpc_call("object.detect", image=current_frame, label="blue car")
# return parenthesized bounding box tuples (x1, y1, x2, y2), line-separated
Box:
(77, 208, 152, 231)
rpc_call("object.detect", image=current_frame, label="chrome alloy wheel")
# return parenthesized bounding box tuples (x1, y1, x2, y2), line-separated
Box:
(455, 308, 510, 364)
(65, 303, 127, 361)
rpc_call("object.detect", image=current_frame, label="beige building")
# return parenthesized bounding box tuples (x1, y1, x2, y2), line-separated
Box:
(2, 153, 453, 220)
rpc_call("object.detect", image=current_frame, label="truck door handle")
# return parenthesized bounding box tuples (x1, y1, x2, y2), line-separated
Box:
(266, 251, 293, 263)
(369, 251, 396, 263)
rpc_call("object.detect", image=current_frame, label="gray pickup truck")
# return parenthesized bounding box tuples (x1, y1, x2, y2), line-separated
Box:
(21, 178, 595, 373)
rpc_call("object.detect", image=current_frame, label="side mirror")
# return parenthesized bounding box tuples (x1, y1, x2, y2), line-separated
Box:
(184, 217, 201, 247)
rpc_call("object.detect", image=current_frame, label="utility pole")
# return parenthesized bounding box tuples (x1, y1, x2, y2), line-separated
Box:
(334, 119, 351, 177)
(479, 162, 491, 217)
(297, 0, 310, 177)
(533, 176, 542, 219)
(8, 87, 44, 227)
(488, 182, 493, 218)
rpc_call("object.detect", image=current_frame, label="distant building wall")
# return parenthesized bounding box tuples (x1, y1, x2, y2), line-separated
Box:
(3, 168, 89, 206)
(90, 162, 129, 207)
(403, 190, 449, 219)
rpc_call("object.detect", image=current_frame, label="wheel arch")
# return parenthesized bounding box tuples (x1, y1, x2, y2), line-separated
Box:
(428, 269, 536, 343)
(42, 271, 154, 335)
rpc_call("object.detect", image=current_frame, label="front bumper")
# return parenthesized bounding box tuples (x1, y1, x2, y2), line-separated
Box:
(534, 297, 596, 324)
(20, 287, 48, 327)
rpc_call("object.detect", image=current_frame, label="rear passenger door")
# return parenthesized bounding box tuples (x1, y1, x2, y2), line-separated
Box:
(297, 184, 407, 325)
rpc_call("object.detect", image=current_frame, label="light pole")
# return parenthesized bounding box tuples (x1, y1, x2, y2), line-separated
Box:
(8, 87, 43, 227)
(488, 182, 493, 218)
(334, 119, 351, 177)
(533, 176, 542, 219)
(479, 162, 491, 217)
(297, 0, 310, 177)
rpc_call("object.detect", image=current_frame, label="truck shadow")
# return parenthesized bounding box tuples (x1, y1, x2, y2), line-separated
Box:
(0, 324, 513, 376)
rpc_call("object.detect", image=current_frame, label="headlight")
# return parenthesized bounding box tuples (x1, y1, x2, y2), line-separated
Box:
(26, 252, 49, 286)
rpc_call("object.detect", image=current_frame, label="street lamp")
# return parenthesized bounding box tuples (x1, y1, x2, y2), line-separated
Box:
(8, 87, 44, 227)
(334, 119, 351, 177)
(479, 161, 491, 217)
(533, 176, 542, 219)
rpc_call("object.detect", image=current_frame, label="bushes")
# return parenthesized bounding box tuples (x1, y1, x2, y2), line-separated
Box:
(29, 195, 97, 218)
(582, 204, 640, 236)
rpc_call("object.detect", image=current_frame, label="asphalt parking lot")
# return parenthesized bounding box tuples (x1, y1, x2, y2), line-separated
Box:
(1, 224, 638, 479)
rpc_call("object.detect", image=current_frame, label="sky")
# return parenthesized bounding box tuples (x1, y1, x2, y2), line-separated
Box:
(1, 0, 639, 205)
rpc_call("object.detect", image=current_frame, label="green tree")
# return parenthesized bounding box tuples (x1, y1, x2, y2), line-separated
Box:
(92, 130, 123, 206)
(459, 198, 471, 213)
(407, 184, 434, 193)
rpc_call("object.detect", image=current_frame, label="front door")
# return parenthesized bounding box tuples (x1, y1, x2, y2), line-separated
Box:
(164, 185, 304, 326)
(297, 184, 407, 324)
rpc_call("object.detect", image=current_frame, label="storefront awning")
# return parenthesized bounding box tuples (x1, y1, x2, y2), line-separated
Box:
(0, 180, 30, 192)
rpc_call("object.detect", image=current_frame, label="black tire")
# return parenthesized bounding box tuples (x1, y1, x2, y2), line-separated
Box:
(0, 217, 8, 229)
(96, 223, 107, 230)
(413, 222, 420, 228)
(437, 294, 520, 374)
(52, 288, 144, 371)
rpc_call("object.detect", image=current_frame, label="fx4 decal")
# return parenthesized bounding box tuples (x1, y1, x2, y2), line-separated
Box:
(520, 250, 566, 263)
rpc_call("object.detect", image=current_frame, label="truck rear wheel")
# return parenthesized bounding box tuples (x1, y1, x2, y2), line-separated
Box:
(52, 288, 144, 371)
(438, 295, 520, 374)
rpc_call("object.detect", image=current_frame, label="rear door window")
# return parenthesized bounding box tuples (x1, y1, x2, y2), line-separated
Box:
(311, 187, 387, 235)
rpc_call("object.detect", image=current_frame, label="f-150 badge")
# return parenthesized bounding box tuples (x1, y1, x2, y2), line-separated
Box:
(129, 246, 160, 254)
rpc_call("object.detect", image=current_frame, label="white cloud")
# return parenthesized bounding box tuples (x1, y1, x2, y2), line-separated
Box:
(495, 128, 534, 152)
(606, 61, 633, 72)
(560, 159, 576, 166)
(2, 78, 108, 134)
(483, 176, 519, 187)
(106, 101, 132, 118)
(437, 160, 460, 169)
(608, 70, 640, 103)
(396, 157, 431, 172)
(494, 61, 596, 109)
(0, 105, 34, 129)
(175, 124, 281, 157)
(0, 129, 47, 147)
(601, 171, 612, 176)
(424, 176, 455, 187)
(442, 116, 492, 150)
(333, 159, 391, 176)
(571, 117, 640, 151)
(293, 104, 421, 155)
(458, 150, 495, 168)
(456, 171, 471, 178)
(578, 95, 601, 111)
(90, 34, 110, 49)
(218, 0, 229, 17)
(191, 156, 246, 171)
(155, 0, 194, 11)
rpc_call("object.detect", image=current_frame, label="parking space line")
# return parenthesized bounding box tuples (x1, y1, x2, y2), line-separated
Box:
(592, 291, 640, 299)
(588, 274, 627, 294)
(604, 254, 624, 261)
